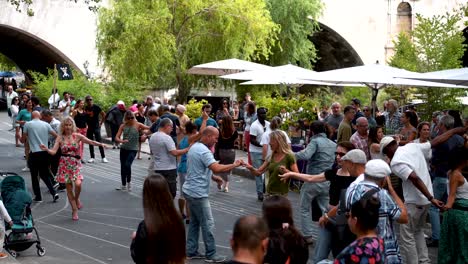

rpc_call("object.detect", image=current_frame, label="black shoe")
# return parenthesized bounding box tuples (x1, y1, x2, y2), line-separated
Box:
(257, 193, 264, 202)
(53, 182, 59, 189)
(53, 194, 59, 202)
(33, 197, 43, 203)
(426, 239, 439, 247)
(57, 184, 66, 191)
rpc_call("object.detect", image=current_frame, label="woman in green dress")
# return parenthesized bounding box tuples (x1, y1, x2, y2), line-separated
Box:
(245, 130, 299, 196)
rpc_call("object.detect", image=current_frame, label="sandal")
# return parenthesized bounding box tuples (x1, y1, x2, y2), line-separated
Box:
(76, 200, 83, 210)
(72, 211, 79, 221)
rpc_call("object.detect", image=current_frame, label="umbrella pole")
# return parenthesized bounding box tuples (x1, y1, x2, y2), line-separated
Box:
(371, 88, 379, 118)
(53, 64, 57, 109)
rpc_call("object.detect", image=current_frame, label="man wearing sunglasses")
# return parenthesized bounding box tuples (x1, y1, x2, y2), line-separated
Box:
(84, 95, 108, 163)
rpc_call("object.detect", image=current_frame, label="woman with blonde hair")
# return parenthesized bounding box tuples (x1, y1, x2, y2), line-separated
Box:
(115, 110, 149, 191)
(246, 131, 299, 196)
(40, 117, 108, 220)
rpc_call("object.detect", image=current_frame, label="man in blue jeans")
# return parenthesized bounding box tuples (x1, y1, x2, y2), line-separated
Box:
(182, 127, 242, 263)
(428, 115, 464, 247)
(295, 121, 336, 244)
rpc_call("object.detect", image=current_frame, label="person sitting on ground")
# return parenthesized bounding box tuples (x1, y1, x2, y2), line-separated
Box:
(262, 195, 308, 264)
(130, 173, 186, 264)
(227, 215, 269, 264)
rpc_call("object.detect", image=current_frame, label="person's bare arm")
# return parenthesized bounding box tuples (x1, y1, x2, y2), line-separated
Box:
(444, 171, 464, 210)
(76, 133, 108, 148)
(407, 171, 444, 208)
(39, 137, 61, 155)
(431, 127, 467, 148)
(115, 125, 125, 144)
(279, 171, 326, 183)
(169, 147, 189, 157)
(245, 160, 268, 176)
(209, 160, 242, 174)
(384, 176, 408, 224)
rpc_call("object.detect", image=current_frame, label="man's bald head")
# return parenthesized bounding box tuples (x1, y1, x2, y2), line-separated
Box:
(231, 215, 268, 253)
(32, 111, 41, 119)
(201, 126, 219, 147)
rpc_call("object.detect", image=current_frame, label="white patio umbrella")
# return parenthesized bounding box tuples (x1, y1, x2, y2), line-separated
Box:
(220, 64, 323, 81)
(187, 58, 272, 76)
(401, 68, 468, 86)
(300, 63, 467, 116)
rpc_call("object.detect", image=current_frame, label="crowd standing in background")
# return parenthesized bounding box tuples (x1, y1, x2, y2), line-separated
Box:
(2, 90, 468, 264)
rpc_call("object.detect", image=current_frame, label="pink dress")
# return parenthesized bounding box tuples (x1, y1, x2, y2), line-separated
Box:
(56, 135, 83, 184)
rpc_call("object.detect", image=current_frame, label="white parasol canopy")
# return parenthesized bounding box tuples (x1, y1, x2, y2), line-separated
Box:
(401, 68, 468, 86)
(300, 63, 468, 116)
(187, 58, 272, 76)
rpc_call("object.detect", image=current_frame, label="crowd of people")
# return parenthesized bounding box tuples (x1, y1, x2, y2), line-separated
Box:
(2, 89, 468, 263)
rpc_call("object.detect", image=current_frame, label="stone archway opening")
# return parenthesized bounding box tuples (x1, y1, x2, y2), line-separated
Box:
(310, 23, 363, 72)
(462, 27, 468, 67)
(0, 24, 80, 84)
(397, 2, 412, 35)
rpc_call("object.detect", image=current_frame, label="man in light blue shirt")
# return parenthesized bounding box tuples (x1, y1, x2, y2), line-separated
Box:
(22, 111, 59, 202)
(183, 127, 242, 263)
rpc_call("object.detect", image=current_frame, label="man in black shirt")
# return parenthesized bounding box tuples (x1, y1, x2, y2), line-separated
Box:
(84, 95, 108, 163)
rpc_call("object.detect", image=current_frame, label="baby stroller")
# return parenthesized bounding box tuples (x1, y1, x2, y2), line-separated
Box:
(0, 173, 45, 258)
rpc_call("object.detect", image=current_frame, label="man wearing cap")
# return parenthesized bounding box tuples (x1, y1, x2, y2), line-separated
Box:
(346, 159, 408, 264)
(380, 125, 467, 264)
(350, 117, 370, 160)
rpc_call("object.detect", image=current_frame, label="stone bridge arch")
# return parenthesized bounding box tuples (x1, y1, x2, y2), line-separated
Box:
(0, 24, 79, 82)
(311, 23, 363, 72)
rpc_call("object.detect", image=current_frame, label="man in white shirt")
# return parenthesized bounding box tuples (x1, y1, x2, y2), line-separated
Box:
(249, 107, 270, 201)
(380, 126, 466, 264)
(58, 91, 72, 119)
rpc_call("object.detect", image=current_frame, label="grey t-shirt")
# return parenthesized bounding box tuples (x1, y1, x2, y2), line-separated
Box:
(324, 114, 344, 129)
(149, 132, 177, 170)
(24, 119, 54, 153)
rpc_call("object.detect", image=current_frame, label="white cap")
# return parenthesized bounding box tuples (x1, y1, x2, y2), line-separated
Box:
(341, 149, 367, 164)
(117, 100, 125, 105)
(365, 159, 391, 178)
(176, 104, 186, 113)
(380, 136, 396, 155)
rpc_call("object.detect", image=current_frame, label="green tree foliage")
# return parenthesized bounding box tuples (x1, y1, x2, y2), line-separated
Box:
(263, 0, 322, 68)
(7, 0, 101, 16)
(389, 12, 468, 120)
(29, 69, 138, 111)
(96, 0, 279, 102)
(0, 53, 17, 71)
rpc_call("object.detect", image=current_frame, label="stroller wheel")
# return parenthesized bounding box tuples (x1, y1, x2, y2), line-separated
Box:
(9, 250, 17, 258)
(37, 246, 46, 257)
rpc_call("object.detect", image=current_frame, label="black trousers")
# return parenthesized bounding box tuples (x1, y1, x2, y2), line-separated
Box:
(86, 127, 105, 159)
(154, 169, 177, 199)
(29, 151, 56, 200)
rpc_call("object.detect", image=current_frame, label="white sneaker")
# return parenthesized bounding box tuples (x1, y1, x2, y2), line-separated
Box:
(116, 185, 126, 191)
(127, 182, 131, 191)
(21, 167, 30, 172)
(88, 158, 95, 163)
(102, 158, 109, 163)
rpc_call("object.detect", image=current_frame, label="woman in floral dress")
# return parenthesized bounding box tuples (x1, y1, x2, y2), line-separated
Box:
(40, 117, 108, 220)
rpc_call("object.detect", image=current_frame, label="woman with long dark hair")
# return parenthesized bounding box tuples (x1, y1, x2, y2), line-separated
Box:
(131, 174, 186, 264)
(216, 115, 238, 192)
(368, 126, 384, 160)
(262, 195, 308, 264)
